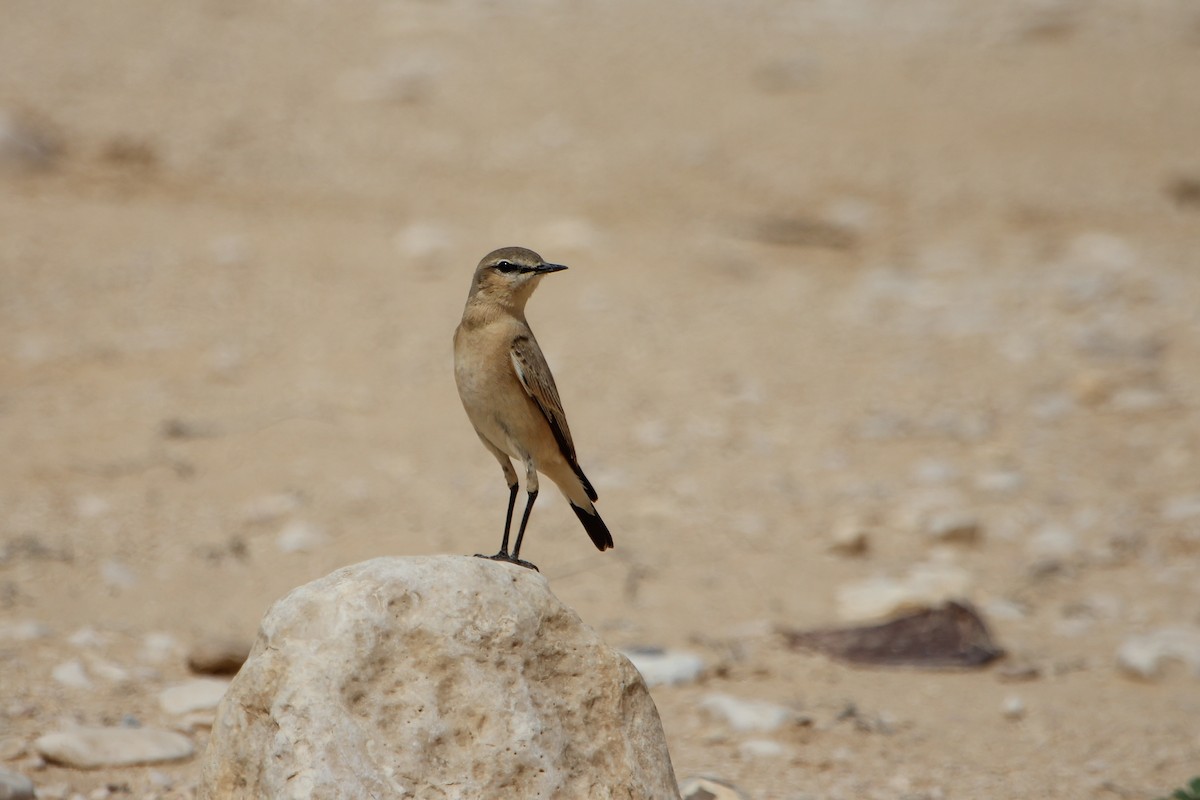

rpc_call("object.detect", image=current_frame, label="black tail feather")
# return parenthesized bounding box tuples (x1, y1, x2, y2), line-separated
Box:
(570, 503, 613, 551)
(573, 464, 599, 503)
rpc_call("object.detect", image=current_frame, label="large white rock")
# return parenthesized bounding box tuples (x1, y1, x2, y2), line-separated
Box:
(199, 556, 680, 800)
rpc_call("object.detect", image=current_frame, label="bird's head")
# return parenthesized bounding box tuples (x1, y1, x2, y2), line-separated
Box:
(468, 246, 567, 308)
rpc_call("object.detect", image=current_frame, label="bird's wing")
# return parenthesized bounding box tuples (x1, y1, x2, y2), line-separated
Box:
(510, 333, 577, 463)
(510, 333, 600, 504)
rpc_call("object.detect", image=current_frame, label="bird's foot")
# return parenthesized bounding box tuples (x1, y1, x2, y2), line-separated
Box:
(473, 552, 540, 572)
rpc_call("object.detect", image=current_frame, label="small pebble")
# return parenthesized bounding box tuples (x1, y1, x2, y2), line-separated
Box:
(73, 495, 111, 520)
(1002, 695, 1026, 720)
(148, 771, 173, 790)
(139, 633, 180, 665)
(996, 659, 1042, 682)
(186, 638, 251, 676)
(679, 776, 750, 800)
(924, 511, 984, 545)
(0, 768, 35, 800)
(0, 621, 48, 641)
(621, 648, 705, 687)
(174, 711, 217, 733)
(0, 109, 61, 171)
(738, 738, 788, 759)
(1116, 628, 1200, 680)
(275, 520, 328, 554)
(827, 518, 871, 556)
(33, 783, 67, 800)
(84, 657, 129, 684)
(158, 678, 230, 715)
(67, 628, 106, 649)
(51, 661, 91, 689)
(1026, 525, 1080, 562)
(699, 693, 794, 733)
(35, 727, 194, 769)
(100, 560, 138, 590)
(836, 560, 973, 621)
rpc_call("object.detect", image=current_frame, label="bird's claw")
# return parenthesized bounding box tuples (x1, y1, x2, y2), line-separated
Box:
(474, 552, 540, 572)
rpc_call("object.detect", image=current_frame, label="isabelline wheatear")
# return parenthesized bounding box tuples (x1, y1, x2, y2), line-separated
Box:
(453, 246, 614, 571)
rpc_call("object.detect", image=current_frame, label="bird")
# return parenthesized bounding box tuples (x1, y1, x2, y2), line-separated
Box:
(453, 246, 614, 571)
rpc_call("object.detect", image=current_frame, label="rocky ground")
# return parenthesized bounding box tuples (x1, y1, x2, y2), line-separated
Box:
(3, 1, 1200, 798)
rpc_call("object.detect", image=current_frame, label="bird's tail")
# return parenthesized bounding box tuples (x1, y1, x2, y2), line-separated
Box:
(570, 503, 613, 551)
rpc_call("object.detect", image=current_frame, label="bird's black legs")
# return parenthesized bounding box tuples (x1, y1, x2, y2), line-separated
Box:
(475, 484, 539, 572)
(510, 490, 538, 564)
(498, 482, 518, 555)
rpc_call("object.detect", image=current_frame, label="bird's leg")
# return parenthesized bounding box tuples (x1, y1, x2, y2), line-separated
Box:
(508, 462, 540, 570)
(478, 462, 539, 571)
(509, 489, 539, 570)
(475, 457, 538, 570)
(474, 483, 517, 559)
(495, 481, 518, 555)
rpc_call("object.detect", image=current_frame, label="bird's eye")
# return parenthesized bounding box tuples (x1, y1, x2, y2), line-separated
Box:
(494, 260, 518, 273)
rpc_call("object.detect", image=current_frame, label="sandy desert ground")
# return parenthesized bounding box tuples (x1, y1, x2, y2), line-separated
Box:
(3, 1, 1200, 798)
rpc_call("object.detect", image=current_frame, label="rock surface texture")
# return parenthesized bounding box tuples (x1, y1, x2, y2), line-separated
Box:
(199, 556, 680, 800)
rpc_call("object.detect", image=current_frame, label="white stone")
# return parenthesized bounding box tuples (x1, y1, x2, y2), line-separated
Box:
(67, 628, 107, 649)
(35, 727, 194, 769)
(100, 560, 137, 590)
(199, 556, 679, 799)
(1116, 628, 1200, 680)
(739, 738, 788, 759)
(0, 109, 58, 170)
(186, 638, 251, 676)
(924, 511, 983, 545)
(139, 632, 180, 665)
(275, 520, 328, 554)
(32, 784, 67, 800)
(158, 679, 230, 715)
(175, 711, 218, 733)
(827, 518, 871, 556)
(74, 495, 111, 519)
(85, 656, 129, 684)
(0, 620, 49, 641)
(836, 561, 974, 621)
(622, 648, 706, 687)
(679, 776, 749, 800)
(0, 768, 35, 800)
(894, 487, 967, 531)
(699, 693, 793, 733)
(1027, 525, 1080, 562)
(1002, 695, 1026, 720)
(51, 660, 91, 689)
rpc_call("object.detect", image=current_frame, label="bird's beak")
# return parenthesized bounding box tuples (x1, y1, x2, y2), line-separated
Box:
(532, 262, 568, 274)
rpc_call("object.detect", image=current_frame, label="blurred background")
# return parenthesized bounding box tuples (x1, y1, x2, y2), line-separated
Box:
(2, 1, 1199, 798)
